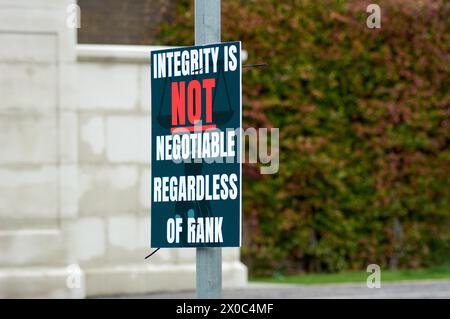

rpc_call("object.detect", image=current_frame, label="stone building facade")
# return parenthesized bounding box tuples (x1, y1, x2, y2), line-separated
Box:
(0, 0, 247, 298)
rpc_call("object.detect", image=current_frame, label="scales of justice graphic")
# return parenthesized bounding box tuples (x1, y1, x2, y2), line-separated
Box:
(155, 60, 235, 245)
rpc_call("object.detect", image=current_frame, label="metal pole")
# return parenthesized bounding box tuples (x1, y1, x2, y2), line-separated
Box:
(195, 0, 222, 299)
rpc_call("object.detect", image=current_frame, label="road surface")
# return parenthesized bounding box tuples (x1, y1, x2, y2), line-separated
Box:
(114, 280, 450, 299)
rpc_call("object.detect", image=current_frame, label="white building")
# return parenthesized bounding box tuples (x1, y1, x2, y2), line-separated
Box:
(0, 0, 247, 298)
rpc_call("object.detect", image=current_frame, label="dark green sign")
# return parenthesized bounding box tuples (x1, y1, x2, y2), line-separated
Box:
(151, 42, 241, 248)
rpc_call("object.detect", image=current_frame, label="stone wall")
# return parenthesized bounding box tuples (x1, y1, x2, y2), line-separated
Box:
(0, 0, 247, 298)
(77, 0, 177, 45)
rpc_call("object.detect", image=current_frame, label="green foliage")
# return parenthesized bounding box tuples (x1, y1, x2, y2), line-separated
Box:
(254, 264, 450, 284)
(159, 0, 450, 276)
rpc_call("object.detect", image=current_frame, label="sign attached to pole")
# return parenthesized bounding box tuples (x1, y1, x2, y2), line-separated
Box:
(151, 42, 242, 248)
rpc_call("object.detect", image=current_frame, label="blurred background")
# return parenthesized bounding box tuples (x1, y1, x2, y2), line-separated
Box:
(0, 0, 448, 298)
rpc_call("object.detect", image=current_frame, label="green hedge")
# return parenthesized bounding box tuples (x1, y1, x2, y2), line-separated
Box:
(159, 0, 450, 276)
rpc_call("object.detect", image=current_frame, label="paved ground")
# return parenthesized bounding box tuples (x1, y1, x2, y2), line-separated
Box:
(118, 280, 450, 299)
